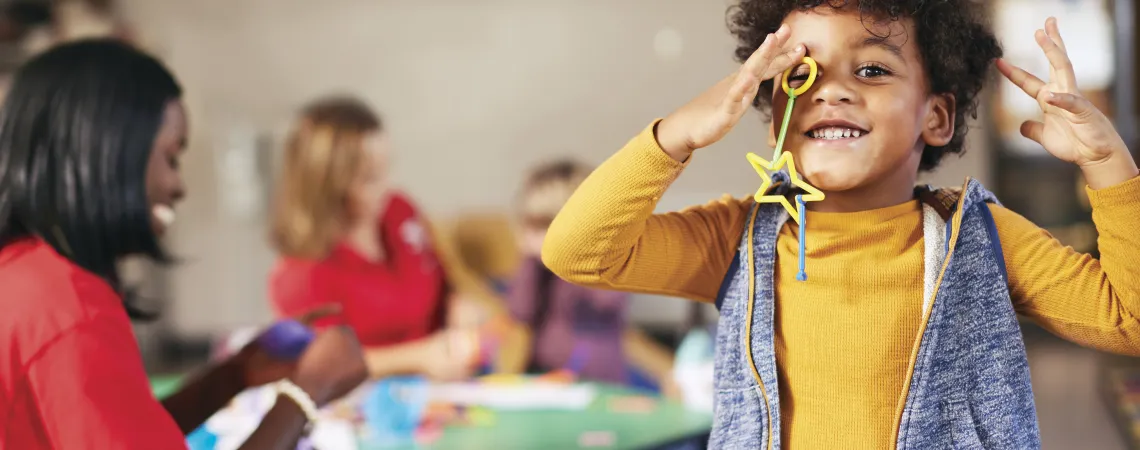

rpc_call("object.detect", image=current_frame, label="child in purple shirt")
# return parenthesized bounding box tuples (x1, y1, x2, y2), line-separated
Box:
(507, 160, 675, 390)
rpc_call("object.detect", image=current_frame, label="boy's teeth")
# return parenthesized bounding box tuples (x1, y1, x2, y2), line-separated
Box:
(811, 127, 863, 140)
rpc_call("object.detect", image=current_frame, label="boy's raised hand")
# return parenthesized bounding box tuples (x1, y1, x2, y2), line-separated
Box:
(997, 17, 1137, 187)
(656, 24, 806, 162)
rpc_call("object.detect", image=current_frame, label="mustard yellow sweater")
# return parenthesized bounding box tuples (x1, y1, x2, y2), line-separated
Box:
(543, 122, 1140, 449)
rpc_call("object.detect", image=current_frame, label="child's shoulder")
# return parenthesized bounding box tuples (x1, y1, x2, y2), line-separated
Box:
(922, 184, 1023, 231)
(918, 183, 1002, 221)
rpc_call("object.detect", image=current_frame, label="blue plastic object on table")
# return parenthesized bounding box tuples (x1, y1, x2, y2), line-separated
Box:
(256, 319, 315, 360)
(185, 426, 218, 450)
(360, 376, 430, 446)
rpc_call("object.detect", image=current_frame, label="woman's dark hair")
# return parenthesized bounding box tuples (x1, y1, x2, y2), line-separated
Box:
(0, 39, 182, 319)
(728, 0, 1002, 171)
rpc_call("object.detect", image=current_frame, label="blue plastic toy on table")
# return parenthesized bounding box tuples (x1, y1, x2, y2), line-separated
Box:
(257, 319, 315, 360)
(361, 376, 431, 446)
(185, 427, 218, 450)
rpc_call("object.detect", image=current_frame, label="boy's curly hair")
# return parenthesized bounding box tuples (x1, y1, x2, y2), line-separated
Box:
(728, 0, 1002, 171)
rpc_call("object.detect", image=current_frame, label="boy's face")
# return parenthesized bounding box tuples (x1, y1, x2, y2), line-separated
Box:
(769, 7, 954, 196)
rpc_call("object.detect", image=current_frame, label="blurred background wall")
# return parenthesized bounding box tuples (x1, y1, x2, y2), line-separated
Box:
(112, 0, 991, 336)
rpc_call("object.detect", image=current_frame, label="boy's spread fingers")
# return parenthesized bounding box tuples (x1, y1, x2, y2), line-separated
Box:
(1020, 120, 1045, 144)
(1035, 29, 1078, 89)
(1046, 92, 1093, 118)
(997, 59, 1045, 99)
(1045, 17, 1068, 53)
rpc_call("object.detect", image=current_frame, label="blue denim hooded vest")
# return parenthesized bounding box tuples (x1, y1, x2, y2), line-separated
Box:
(710, 177, 1040, 449)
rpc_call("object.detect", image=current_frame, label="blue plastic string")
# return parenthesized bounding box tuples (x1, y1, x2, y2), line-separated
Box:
(796, 194, 807, 282)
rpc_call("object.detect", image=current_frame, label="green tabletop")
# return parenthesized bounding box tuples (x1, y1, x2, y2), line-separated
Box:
(150, 375, 711, 450)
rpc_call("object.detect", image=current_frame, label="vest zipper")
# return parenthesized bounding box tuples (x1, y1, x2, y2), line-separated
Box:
(743, 205, 775, 450)
(889, 177, 972, 449)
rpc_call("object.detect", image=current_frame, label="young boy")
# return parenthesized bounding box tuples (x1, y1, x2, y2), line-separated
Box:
(542, 1, 1140, 449)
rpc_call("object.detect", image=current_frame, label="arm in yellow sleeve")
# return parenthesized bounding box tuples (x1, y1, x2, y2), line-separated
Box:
(1004, 175, 1140, 355)
(541, 120, 752, 303)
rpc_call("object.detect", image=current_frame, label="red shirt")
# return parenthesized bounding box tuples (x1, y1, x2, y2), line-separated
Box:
(270, 192, 449, 347)
(0, 239, 185, 449)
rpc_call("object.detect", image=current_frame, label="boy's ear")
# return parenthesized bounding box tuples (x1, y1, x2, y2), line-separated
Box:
(922, 93, 956, 147)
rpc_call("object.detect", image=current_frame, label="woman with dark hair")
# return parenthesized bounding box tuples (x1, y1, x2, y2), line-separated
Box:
(0, 40, 367, 449)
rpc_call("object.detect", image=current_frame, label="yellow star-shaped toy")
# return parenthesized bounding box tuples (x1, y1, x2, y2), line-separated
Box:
(747, 151, 824, 223)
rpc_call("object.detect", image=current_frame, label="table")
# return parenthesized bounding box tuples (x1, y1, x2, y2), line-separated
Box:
(150, 375, 711, 450)
(1100, 354, 1140, 449)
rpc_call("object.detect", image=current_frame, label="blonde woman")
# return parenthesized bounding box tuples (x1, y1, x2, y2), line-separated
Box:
(269, 96, 477, 381)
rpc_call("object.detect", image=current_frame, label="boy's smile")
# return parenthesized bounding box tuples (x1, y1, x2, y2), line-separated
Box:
(803, 117, 869, 142)
(769, 6, 954, 211)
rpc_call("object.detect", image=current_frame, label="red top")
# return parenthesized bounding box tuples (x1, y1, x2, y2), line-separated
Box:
(270, 192, 449, 347)
(0, 238, 185, 450)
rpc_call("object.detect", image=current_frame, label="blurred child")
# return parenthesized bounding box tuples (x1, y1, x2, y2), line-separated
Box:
(507, 160, 676, 392)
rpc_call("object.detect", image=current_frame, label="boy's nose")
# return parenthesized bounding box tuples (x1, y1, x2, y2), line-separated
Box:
(811, 76, 856, 105)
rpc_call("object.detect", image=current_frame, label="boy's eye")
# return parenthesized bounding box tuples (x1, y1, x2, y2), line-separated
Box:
(786, 63, 813, 88)
(856, 65, 890, 78)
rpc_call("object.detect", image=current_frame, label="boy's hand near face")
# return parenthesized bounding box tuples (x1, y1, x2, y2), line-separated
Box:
(656, 24, 806, 162)
(998, 17, 1138, 189)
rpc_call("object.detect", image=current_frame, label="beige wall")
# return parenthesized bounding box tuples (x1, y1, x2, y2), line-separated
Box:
(120, 0, 991, 334)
